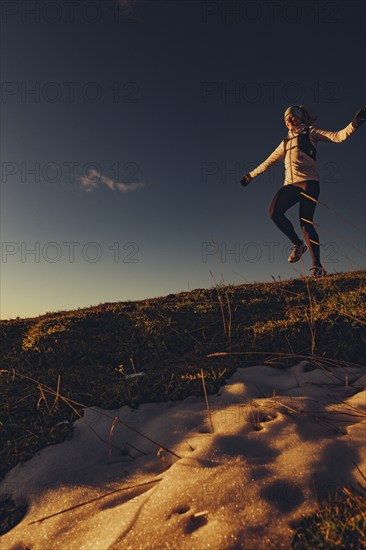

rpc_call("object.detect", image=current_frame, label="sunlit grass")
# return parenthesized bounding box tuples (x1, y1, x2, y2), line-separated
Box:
(291, 487, 366, 549)
(1, 270, 365, 544)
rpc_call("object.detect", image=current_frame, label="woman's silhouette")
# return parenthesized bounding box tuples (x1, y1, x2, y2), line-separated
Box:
(240, 105, 366, 277)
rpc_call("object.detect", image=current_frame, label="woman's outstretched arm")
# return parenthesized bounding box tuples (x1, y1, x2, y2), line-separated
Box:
(311, 107, 366, 143)
(248, 141, 284, 179)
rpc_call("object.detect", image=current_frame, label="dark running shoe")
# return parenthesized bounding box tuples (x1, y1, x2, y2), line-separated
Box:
(310, 266, 327, 277)
(288, 242, 307, 263)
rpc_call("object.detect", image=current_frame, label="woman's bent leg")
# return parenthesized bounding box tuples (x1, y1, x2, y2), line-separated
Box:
(299, 181, 321, 266)
(269, 185, 302, 245)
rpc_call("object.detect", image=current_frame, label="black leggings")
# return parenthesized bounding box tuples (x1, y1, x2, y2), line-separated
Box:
(269, 180, 321, 266)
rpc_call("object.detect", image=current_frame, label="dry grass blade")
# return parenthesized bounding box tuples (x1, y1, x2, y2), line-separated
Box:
(249, 401, 261, 431)
(225, 290, 232, 348)
(209, 269, 227, 337)
(303, 273, 316, 357)
(338, 310, 366, 326)
(109, 416, 120, 460)
(28, 478, 162, 525)
(126, 442, 147, 456)
(326, 395, 366, 418)
(3, 369, 180, 459)
(117, 418, 181, 459)
(268, 398, 350, 435)
(352, 462, 366, 488)
(201, 368, 214, 433)
(300, 191, 366, 235)
(37, 384, 52, 415)
(206, 351, 365, 371)
(50, 374, 61, 414)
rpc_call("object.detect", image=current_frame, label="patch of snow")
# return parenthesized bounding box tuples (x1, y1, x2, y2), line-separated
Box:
(1, 363, 365, 549)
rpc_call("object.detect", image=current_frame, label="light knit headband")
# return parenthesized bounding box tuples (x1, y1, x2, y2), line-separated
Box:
(284, 106, 304, 121)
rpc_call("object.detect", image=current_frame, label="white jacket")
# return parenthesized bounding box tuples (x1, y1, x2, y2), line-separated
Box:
(249, 121, 357, 185)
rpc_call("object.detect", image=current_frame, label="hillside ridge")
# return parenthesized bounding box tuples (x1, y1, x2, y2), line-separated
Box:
(1, 270, 365, 482)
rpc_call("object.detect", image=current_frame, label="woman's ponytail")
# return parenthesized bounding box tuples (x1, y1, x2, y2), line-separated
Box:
(297, 105, 318, 126)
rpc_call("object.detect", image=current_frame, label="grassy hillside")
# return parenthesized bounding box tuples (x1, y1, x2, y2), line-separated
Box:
(1, 270, 366, 479)
(1, 270, 365, 544)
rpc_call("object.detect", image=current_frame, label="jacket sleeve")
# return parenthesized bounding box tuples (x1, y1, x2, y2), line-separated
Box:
(310, 122, 357, 143)
(249, 142, 284, 179)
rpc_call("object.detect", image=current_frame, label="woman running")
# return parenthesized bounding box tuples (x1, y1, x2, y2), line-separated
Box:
(240, 105, 366, 277)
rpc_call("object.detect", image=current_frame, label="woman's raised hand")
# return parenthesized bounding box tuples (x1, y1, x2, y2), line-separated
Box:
(240, 173, 253, 187)
(352, 107, 366, 129)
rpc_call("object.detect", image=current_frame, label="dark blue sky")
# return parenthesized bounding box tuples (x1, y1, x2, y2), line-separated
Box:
(1, 0, 365, 318)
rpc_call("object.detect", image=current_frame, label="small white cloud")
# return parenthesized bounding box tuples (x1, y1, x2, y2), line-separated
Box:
(79, 168, 145, 193)
(115, 181, 146, 192)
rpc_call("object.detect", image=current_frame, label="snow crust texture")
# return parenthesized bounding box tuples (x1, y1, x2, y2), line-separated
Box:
(1, 362, 365, 549)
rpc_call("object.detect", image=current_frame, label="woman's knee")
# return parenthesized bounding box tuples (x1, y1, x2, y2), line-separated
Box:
(269, 203, 276, 220)
(269, 203, 281, 223)
(269, 194, 281, 221)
